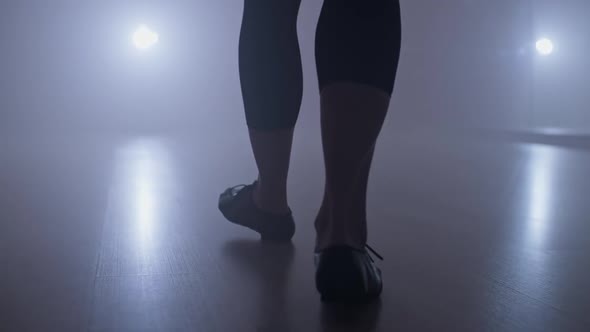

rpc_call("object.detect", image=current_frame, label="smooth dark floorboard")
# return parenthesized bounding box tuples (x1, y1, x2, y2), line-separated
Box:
(1, 124, 590, 332)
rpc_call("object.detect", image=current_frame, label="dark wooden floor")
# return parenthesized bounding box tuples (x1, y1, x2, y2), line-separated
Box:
(1, 124, 589, 332)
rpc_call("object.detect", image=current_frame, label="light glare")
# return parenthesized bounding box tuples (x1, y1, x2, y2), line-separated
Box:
(133, 25, 159, 50)
(536, 38, 554, 56)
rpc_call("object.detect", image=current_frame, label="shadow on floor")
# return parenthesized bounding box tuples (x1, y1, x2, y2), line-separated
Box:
(222, 238, 296, 331)
(222, 238, 383, 332)
(320, 299, 382, 332)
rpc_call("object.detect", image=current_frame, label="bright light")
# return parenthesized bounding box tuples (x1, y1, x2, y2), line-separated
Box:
(133, 25, 159, 50)
(536, 38, 554, 55)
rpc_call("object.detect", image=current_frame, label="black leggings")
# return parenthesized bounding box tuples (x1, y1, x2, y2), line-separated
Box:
(239, 0, 402, 131)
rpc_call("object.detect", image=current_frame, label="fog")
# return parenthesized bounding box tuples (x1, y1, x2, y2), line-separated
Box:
(1, 0, 588, 133)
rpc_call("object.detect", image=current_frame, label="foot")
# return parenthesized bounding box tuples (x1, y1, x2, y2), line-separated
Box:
(218, 181, 295, 241)
(314, 245, 383, 302)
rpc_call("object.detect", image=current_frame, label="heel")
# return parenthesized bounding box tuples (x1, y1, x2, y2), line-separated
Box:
(315, 249, 366, 302)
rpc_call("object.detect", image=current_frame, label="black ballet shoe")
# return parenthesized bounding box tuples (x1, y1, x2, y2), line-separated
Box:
(218, 181, 295, 242)
(314, 244, 384, 302)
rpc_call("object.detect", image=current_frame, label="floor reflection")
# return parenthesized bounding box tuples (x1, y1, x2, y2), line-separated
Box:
(107, 137, 176, 275)
(134, 146, 158, 251)
(221, 239, 296, 331)
(319, 300, 382, 332)
(524, 144, 557, 249)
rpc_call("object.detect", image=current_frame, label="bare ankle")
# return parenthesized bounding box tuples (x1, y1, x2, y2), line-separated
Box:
(315, 240, 365, 253)
(252, 187, 290, 214)
(315, 234, 366, 252)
